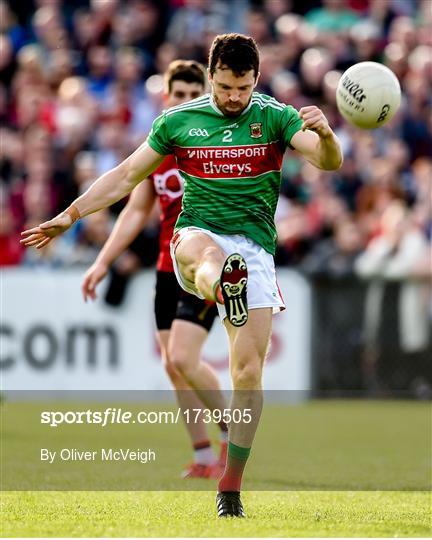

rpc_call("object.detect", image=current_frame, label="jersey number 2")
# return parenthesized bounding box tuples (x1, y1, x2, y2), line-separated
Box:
(222, 129, 232, 142)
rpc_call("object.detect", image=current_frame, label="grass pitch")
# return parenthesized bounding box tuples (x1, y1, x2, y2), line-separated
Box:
(2, 490, 431, 537)
(1, 399, 431, 537)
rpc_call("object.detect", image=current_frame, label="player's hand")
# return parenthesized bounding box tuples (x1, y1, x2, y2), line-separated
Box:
(299, 106, 332, 138)
(20, 212, 74, 249)
(82, 261, 109, 302)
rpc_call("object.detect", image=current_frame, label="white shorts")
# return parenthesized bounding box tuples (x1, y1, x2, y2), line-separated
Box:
(170, 226, 285, 322)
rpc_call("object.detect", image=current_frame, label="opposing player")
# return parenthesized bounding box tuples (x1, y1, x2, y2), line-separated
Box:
(83, 60, 228, 478)
(21, 33, 343, 517)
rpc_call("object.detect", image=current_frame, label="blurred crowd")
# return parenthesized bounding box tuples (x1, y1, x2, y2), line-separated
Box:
(1, 0, 431, 283)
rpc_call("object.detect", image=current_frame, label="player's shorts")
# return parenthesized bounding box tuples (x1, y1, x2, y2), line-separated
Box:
(154, 270, 217, 332)
(170, 226, 285, 322)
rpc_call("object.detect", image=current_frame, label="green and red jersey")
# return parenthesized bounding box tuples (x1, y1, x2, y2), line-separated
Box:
(147, 92, 303, 254)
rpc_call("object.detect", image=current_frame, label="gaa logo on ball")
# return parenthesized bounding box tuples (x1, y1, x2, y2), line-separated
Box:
(336, 61, 401, 129)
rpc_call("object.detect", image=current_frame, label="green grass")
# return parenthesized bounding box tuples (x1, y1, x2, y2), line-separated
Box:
(2, 490, 431, 537)
(1, 400, 431, 536)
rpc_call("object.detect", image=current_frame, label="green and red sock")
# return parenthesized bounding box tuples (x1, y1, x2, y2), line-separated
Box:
(218, 441, 251, 492)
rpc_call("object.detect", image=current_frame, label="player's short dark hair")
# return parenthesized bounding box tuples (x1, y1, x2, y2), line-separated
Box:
(165, 60, 206, 93)
(208, 33, 259, 78)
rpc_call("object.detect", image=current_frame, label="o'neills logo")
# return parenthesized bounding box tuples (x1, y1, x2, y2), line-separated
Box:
(342, 75, 366, 103)
(174, 142, 283, 179)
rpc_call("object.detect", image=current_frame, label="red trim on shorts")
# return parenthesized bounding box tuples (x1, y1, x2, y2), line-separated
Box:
(171, 231, 181, 252)
(276, 278, 286, 312)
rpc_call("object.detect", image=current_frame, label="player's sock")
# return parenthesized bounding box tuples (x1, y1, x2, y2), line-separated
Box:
(218, 441, 251, 492)
(218, 423, 228, 464)
(193, 439, 216, 465)
(212, 279, 224, 304)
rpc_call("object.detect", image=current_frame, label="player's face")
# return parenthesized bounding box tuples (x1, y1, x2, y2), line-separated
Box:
(166, 80, 204, 107)
(209, 66, 258, 117)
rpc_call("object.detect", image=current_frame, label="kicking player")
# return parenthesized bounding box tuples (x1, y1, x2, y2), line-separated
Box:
(22, 33, 343, 517)
(83, 60, 228, 479)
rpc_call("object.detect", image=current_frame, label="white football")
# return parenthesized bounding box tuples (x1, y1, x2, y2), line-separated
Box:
(336, 61, 401, 129)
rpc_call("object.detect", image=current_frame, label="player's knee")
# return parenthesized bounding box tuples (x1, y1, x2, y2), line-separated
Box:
(168, 346, 191, 377)
(164, 358, 178, 379)
(178, 259, 198, 283)
(231, 360, 262, 390)
(163, 356, 187, 388)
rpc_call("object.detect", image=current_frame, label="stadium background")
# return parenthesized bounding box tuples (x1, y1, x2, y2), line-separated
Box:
(2, 0, 431, 396)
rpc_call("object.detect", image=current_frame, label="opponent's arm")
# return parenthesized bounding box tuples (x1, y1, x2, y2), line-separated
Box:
(21, 142, 165, 249)
(81, 181, 157, 301)
(291, 106, 343, 171)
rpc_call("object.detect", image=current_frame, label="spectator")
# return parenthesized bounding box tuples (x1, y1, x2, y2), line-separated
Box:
(0, 202, 24, 266)
(166, 0, 227, 58)
(305, 0, 360, 34)
(355, 201, 430, 390)
(85, 45, 113, 100)
(301, 217, 364, 277)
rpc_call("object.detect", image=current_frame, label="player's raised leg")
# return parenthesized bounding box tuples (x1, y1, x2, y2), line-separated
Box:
(173, 230, 248, 327)
(216, 307, 272, 517)
(174, 231, 226, 302)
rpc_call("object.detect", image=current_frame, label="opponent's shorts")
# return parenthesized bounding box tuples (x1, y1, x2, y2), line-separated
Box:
(154, 270, 217, 332)
(170, 226, 285, 322)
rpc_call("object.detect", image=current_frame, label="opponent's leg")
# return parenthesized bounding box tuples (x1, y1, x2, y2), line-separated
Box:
(169, 318, 228, 470)
(216, 308, 272, 517)
(157, 330, 216, 475)
(169, 320, 228, 419)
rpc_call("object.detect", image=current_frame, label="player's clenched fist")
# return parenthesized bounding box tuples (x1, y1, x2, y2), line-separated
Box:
(299, 106, 332, 138)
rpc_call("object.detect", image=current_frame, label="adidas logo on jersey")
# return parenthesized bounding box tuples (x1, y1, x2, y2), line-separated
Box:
(188, 128, 209, 137)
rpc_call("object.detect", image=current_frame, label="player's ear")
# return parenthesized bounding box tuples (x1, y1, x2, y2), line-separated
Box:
(254, 72, 260, 88)
(207, 68, 213, 86)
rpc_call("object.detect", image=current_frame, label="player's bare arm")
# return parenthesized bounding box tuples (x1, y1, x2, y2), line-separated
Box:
(81, 180, 158, 302)
(291, 106, 343, 171)
(20, 143, 165, 249)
